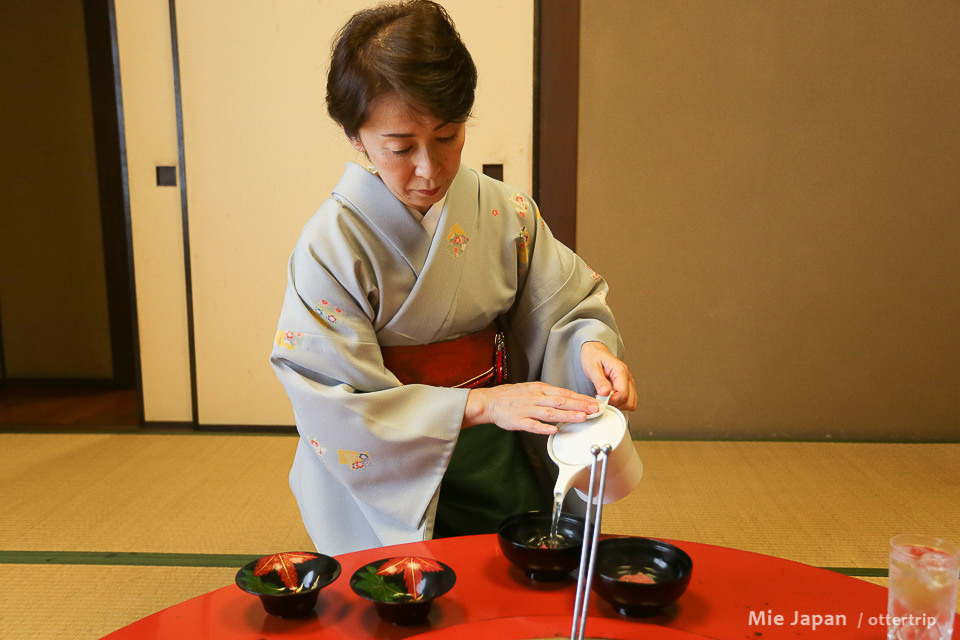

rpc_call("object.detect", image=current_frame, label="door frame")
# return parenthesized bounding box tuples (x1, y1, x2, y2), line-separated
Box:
(83, 0, 142, 399)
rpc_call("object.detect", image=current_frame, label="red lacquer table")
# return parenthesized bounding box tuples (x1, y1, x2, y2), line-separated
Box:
(100, 534, 937, 639)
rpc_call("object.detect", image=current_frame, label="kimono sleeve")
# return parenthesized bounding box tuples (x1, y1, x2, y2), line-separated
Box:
(270, 205, 468, 532)
(504, 194, 625, 396)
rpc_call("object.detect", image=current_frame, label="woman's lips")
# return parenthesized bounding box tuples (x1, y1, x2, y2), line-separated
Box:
(415, 187, 441, 198)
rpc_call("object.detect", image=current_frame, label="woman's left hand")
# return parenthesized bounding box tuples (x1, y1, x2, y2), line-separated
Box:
(580, 341, 637, 412)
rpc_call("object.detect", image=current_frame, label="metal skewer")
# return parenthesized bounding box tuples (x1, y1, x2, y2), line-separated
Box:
(570, 443, 612, 640)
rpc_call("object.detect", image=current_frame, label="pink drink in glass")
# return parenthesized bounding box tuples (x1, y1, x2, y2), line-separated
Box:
(887, 535, 960, 640)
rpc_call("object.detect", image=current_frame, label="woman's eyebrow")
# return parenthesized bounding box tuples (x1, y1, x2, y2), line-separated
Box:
(380, 122, 453, 138)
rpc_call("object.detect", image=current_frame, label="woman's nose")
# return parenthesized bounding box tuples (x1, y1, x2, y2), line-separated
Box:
(413, 147, 438, 179)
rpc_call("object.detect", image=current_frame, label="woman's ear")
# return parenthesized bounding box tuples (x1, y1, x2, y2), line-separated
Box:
(346, 130, 364, 153)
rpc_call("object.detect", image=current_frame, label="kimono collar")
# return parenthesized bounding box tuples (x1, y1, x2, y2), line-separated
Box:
(332, 162, 431, 272)
(331, 162, 470, 275)
(377, 164, 480, 342)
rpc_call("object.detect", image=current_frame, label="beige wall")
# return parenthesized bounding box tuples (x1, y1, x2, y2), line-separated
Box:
(116, 1, 533, 425)
(0, 0, 113, 379)
(118, 0, 958, 439)
(578, 1, 960, 440)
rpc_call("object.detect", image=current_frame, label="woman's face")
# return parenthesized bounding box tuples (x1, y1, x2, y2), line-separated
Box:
(350, 93, 466, 214)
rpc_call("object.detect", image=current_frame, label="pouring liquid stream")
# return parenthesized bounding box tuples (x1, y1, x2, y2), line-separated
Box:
(530, 491, 568, 549)
(547, 491, 564, 549)
(535, 452, 579, 549)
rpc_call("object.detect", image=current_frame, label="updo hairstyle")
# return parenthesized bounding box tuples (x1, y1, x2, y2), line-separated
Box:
(326, 0, 478, 138)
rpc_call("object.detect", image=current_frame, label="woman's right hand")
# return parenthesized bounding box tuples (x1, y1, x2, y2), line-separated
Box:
(462, 383, 599, 435)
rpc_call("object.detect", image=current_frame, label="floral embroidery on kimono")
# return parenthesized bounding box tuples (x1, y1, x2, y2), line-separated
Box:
(511, 193, 529, 217)
(446, 223, 469, 258)
(275, 330, 305, 350)
(338, 449, 371, 470)
(314, 299, 344, 327)
(309, 438, 327, 458)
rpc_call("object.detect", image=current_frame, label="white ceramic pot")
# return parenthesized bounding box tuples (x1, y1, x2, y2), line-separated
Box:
(547, 405, 642, 504)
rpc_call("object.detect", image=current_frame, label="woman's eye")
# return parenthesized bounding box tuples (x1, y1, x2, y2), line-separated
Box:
(390, 147, 412, 157)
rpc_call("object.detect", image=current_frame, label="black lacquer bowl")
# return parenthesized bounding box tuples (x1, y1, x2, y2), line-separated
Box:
(497, 510, 586, 581)
(349, 556, 456, 625)
(591, 537, 693, 617)
(235, 551, 341, 618)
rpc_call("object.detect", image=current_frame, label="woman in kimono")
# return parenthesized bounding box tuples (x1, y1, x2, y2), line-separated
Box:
(271, 0, 637, 555)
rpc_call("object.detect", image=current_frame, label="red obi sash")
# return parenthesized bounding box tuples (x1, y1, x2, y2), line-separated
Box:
(381, 323, 507, 389)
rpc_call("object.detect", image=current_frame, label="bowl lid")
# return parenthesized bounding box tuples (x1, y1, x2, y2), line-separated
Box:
(235, 551, 341, 596)
(349, 556, 456, 603)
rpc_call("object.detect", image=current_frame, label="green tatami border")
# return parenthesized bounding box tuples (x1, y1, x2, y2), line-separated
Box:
(0, 550, 888, 577)
(0, 550, 260, 568)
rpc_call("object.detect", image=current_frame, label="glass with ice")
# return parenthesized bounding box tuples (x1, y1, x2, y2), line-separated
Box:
(887, 534, 960, 640)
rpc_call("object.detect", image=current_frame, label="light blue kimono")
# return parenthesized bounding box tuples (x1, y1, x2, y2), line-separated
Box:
(271, 162, 624, 555)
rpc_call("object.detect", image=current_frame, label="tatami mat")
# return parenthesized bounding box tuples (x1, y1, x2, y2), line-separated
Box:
(1, 433, 958, 639)
(0, 433, 313, 555)
(603, 441, 960, 569)
(0, 565, 235, 640)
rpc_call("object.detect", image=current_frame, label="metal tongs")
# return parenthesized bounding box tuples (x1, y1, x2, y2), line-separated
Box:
(570, 443, 612, 640)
